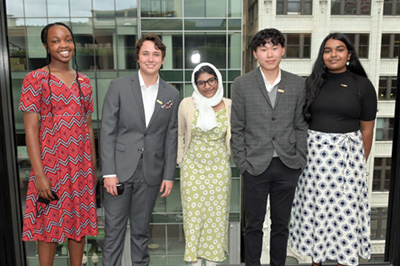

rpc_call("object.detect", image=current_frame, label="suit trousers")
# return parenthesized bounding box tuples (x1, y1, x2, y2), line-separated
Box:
(102, 159, 160, 266)
(243, 157, 301, 266)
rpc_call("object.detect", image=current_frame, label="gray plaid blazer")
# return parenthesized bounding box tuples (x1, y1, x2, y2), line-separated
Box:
(231, 68, 308, 176)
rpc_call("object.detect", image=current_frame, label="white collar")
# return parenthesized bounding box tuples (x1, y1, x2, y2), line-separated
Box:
(260, 68, 281, 91)
(138, 70, 159, 88)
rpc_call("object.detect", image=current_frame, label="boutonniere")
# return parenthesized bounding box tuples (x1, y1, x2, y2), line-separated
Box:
(159, 100, 173, 109)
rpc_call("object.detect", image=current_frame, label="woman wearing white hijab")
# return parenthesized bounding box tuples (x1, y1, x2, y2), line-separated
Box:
(178, 62, 232, 266)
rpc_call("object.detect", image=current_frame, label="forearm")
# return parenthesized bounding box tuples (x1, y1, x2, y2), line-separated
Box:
(360, 120, 375, 161)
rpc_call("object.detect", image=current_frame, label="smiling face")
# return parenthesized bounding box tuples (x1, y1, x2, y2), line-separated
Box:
(137, 40, 165, 78)
(323, 38, 352, 73)
(253, 40, 285, 75)
(45, 25, 75, 65)
(196, 72, 218, 98)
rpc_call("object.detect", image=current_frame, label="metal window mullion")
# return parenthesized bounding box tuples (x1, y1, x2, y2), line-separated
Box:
(299, 34, 304, 58)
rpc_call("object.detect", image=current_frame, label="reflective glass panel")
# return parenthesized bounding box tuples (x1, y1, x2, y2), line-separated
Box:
(93, 0, 115, 11)
(166, 224, 185, 255)
(185, 33, 226, 69)
(116, 0, 138, 12)
(229, 33, 241, 68)
(141, 0, 182, 17)
(184, 19, 226, 30)
(6, 0, 24, 17)
(25, 0, 47, 17)
(70, 0, 92, 17)
(142, 19, 183, 31)
(48, 0, 70, 17)
(229, 0, 242, 17)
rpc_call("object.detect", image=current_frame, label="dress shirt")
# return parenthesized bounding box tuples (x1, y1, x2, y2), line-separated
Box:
(260, 68, 281, 92)
(138, 70, 159, 127)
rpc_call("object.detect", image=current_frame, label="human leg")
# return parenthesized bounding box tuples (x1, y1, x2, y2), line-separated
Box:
(269, 158, 301, 266)
(38, 241, 57, 266)
(102, 179, 134, 266)
(129, 160, 160, 266)
(68, 237, 85, 266)
(243, 168, 272, 266)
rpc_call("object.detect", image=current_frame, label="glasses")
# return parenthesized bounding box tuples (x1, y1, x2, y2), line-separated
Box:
(196, 77, 218, 88)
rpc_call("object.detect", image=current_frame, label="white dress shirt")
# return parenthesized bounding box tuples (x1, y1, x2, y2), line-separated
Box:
(260, 68, 281, 92)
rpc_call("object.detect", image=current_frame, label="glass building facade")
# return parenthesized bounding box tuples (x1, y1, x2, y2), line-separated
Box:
(6, 0, 242, 265)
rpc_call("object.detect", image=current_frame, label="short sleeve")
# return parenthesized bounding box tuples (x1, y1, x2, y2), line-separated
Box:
(19, 71, 42, 113)
(360, 77, 377, 121)
(79, 74, 93, 116)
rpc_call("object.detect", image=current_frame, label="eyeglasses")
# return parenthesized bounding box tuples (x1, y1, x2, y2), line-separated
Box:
(196, 77, 218, 88)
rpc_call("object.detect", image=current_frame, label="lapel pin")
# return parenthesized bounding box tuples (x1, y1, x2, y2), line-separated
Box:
(278, 89, 285, 93)
(341, 84, 348, 87)
(157, 99, 163, 105)
(78, 78, 84, 81)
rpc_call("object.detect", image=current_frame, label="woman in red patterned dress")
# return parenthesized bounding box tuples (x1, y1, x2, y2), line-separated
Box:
(19, 22, 98, 266)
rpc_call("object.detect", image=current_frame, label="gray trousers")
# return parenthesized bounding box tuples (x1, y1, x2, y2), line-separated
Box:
(102, 159, 160, 266)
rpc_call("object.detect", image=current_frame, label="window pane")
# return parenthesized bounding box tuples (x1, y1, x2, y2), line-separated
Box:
(184, 0, 205, 17)
(184, 19, 227, 30)
(229, 33, 241, 68)
(166, 224, 185, 255)
(6, 0, 24, 17)
(70, 0, 92, 17)
(206, 0, 227, 17)
(288, 1, 301, 14)
(116, 0, 138, 12)
(229, 0, 242, 17)
(48, 0, 70, 17)
(185, 34, 226, 69)
(141, 0, 181, 17)
(360, 0, 371, 15)
(331, 0, 341, 14)
(93, 0, 115, 11)
(383, 2, 392, 15)
(277, 1, 284, 14)
(25, 0, 47, 17)
(344, 0, 357, 14)
(304, 2, 312, 14)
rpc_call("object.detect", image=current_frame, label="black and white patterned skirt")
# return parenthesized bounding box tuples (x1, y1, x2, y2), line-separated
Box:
(289, 129, 370, 265)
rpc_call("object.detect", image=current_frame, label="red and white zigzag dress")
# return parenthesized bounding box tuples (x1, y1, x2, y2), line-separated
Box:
(19, 69, 98, 243)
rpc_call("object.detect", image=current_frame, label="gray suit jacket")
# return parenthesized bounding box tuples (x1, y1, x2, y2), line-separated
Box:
(100, 72, 180, 185)
(231, 68, 307, 176)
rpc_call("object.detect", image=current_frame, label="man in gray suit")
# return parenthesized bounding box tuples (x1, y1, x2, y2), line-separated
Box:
(231, 28, 307, 266)
(100, 33, 180, 266)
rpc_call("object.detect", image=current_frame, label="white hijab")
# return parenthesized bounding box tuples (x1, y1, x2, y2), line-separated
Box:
(191, 62, 224, 132)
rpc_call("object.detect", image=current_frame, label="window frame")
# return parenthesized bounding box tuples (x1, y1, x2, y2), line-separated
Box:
(331, 0, 371, 15)
(276, 0, 312, 15)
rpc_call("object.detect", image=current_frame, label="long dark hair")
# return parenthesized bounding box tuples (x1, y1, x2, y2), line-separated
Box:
(41, 22, 85, 116)
(303, 32, 367, 122)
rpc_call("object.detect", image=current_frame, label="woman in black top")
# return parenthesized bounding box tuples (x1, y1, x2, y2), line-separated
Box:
(289, 33, 377, 266)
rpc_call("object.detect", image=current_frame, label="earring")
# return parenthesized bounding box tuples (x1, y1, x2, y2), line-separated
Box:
(323, 64, 326, 68)
(346, 61, 350, 66)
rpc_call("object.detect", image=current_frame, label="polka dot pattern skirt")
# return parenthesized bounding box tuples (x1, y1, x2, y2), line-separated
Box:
(289, 130, 371, 265)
